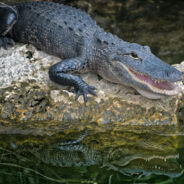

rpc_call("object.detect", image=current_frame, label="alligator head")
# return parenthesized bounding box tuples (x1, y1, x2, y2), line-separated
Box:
(97, 40, 182, 99)
(0, 3, 18, 36)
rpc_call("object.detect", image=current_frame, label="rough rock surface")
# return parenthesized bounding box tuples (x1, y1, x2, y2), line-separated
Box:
(0, 44, 184, 135)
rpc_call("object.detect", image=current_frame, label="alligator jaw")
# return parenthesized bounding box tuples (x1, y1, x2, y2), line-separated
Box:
(121, 63, 179, 99)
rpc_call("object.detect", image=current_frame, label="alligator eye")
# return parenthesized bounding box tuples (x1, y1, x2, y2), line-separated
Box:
(122, 52, 142, 61)
(130, 52, 139, 59)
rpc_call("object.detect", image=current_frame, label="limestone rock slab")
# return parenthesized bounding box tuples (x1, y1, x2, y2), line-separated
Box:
(0, 44, 183, 135)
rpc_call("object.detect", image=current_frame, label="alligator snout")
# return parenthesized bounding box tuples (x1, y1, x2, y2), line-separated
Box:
(165, 67, 182, 82)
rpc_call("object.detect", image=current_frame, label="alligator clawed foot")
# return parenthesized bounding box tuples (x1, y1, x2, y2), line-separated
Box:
(0, 36, 15, 49)
(74, 84, 97, 102)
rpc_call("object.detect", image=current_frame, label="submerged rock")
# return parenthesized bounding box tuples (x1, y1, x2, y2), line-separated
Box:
(0, 44, 183, 135)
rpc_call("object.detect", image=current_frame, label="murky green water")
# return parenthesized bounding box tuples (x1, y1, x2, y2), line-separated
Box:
(1, 127, 184, 184)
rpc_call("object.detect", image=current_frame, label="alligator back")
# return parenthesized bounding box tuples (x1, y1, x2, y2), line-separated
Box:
(12, 1, 97, 59)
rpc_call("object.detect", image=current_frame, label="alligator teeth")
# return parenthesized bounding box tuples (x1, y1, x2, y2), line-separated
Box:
(120, 63, 179, 96)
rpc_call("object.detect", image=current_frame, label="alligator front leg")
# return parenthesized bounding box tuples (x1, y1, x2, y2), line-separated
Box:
(0, 3, 17, 49)
(48, 57, 97, 102)
(0, 36, 14, 49)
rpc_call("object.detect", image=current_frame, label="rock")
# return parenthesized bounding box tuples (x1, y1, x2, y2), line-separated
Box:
(0, 44, 183, 135)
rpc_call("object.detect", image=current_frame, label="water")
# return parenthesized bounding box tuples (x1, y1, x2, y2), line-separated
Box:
(0, 127, 184, 184)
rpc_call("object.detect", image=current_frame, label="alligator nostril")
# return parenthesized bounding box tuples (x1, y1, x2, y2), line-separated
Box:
(165, 68, 182, 81)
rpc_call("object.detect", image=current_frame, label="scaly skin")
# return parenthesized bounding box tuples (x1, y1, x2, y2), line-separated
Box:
(0, 1, 182, 101)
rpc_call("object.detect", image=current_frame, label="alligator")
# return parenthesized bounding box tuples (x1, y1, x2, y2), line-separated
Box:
(0, 1, 182, 102)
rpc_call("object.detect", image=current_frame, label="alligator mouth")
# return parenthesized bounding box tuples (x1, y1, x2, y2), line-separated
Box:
(123, 65, 179, 97)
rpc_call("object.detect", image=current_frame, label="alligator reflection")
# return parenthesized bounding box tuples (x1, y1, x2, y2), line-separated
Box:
(0, 130, 183, 183)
